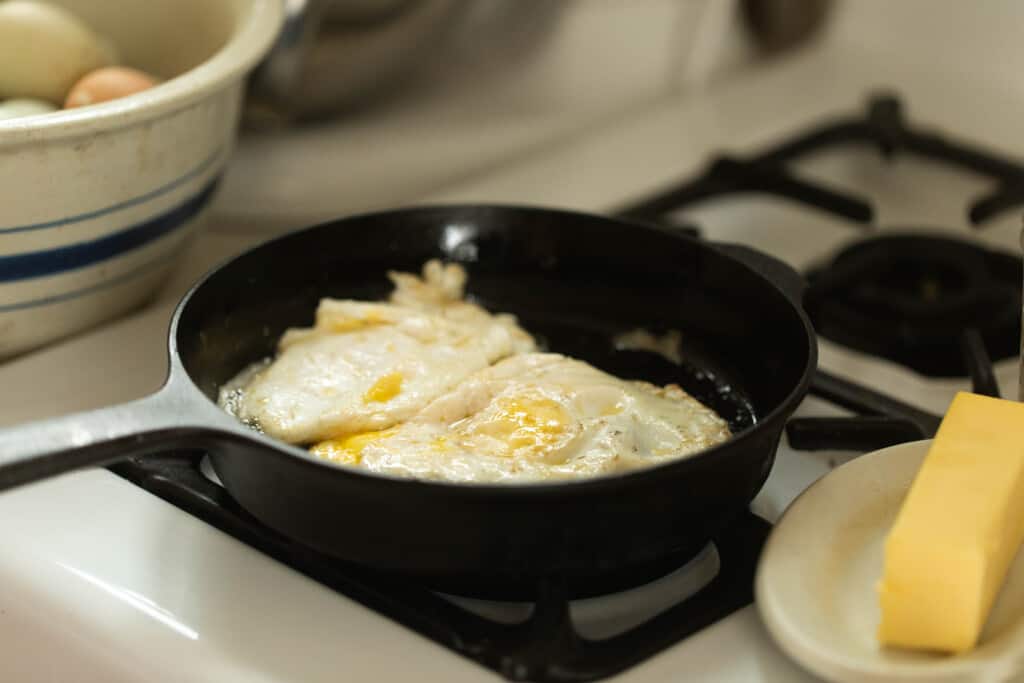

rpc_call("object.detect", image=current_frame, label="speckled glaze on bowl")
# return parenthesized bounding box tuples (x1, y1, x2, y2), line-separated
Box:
(0, 0, 282, 358)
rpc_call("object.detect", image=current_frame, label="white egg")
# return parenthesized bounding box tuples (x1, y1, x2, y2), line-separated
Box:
(312, 353, 733, 483)
(221, 261, 535, 444)
(0, 97, 57, 120)
(0, 1, 117, 103)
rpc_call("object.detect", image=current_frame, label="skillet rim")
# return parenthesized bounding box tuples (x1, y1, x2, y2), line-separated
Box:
(169, 203, 818, 496)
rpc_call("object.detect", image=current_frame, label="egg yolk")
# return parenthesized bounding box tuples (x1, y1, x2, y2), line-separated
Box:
(363, 372, 404, 403)
(466, 396, 572, 457)
(326, 309, 387, 333)
(311, 429, 395, 464)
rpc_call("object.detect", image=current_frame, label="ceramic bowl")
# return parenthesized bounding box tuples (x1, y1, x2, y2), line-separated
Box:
(0, 0, 282, 358)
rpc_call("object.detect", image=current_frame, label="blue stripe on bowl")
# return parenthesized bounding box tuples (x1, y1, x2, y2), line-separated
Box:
(0, 178, 219, 283)
(0, 247, 182, 313)
(0, 147, 223, 235)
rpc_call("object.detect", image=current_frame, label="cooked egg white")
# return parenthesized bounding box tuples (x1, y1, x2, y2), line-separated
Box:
(311, 353, 732, 482)
(223, 260, 734, 482)
(612, 328, 683, 365)
(221, 261, 535, 444)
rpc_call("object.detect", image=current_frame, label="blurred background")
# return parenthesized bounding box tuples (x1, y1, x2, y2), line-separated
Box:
(216, 0, 1024, 231)
(7, 0, 1024, 403)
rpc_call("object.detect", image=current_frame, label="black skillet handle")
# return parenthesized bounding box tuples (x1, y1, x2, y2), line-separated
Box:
(0, 380, 227, 493)
(713, 242, 807, 307)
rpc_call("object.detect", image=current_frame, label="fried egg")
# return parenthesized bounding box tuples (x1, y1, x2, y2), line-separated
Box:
(221, 261, 535, 444)
(310, 353, 732, 482)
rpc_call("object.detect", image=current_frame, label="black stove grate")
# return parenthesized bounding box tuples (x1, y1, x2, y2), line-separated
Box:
(787, 333, 1000, 454)
(619, 93, 1024, 227)
(109, 454, 769, 682)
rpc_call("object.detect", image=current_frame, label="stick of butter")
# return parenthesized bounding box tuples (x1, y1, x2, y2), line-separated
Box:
(878, 391, 1024, 653)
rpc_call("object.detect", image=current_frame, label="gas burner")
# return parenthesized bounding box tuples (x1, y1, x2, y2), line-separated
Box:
(804, 233, 1022, 377)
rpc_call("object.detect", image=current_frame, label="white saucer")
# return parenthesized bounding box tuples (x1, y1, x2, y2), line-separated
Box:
(756, 440, 1024, 683)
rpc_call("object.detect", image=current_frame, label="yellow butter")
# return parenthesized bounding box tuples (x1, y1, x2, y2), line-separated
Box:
(878, 392, 1024, 653)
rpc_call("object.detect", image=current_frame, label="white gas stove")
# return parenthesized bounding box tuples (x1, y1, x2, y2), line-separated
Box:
(3, 4, 1024, 681)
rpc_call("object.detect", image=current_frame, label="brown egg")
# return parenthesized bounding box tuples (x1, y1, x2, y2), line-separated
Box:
(64, 67, 159, 109)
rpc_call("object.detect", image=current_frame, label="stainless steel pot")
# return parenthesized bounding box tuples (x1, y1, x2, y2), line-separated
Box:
(248, 0, 834, 123)
(247, 0, 470, 121)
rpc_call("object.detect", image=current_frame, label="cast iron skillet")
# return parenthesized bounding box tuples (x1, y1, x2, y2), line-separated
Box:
(0, 205, 815, 589)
